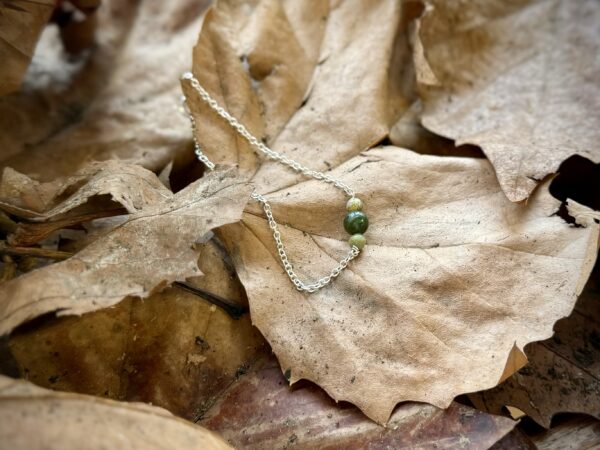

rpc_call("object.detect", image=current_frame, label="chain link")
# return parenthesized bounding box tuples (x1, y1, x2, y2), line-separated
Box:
(182, 72, 360, 292)
(252, 192, 360, 293)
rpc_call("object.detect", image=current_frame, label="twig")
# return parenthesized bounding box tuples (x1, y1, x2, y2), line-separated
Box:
(174, 281, 248, 319)
(0, 241, 72, 260)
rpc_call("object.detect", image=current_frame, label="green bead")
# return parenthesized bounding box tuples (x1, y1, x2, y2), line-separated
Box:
(344, 211, 369, 234)
(346, 197, 363, 212)
(349, 234, 366, 250)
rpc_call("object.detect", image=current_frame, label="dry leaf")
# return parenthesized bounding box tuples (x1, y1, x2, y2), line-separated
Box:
(390, 101, 484, 158)
(415, 0, 600, 202)
(470, 258, 600, 427)
(0, 0, 210, 179)
(0, 160, 172, 218)
(7, 286, 516, 450)
(184, 0, 599, 424)
(549, 157, 600, 215)
(530, 416, 600, 450)
(9, 239, 268, 421)
(183, 0, 407, 185)
(0, 168, 251, 335)
(217, 147, 599, 423)
(0, 160, 172, 248)
(0, 375, 232, 450)
(199, 354, 517, 449)
(3, 2, 597, 446)
(567, 199, 600, 228)
(490, 429, 537, 450)
(0, 0, 54, 96)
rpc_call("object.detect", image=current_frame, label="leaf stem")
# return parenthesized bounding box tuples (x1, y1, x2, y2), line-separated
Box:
(174, 281, 248, 319)
(0, 241, 72, 260)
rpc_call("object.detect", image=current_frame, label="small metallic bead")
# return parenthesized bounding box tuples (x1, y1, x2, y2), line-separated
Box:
(344, 211, 369, 235)
(349, 234, 366, 250)
(346, 197, 363, 212)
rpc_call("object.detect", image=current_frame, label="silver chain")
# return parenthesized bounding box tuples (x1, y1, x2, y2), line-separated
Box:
(182, 72, 360, 293)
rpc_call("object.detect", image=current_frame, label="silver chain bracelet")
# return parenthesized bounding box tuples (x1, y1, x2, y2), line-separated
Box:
(181, 72, 369, 293)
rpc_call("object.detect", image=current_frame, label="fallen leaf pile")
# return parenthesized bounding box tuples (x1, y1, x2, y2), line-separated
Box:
(0, 0, 599, 448)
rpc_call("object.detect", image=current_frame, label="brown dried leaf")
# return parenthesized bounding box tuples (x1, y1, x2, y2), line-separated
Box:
(390, 101, 484, 158)
(490, 429, 537, 450)
(415, 0, 600, 202)
(0, 160, 172, 219)
(9, 239, 268, 420)
(0, 0, 210, 179)
(0, 0, 54, 96)
(183, 0, 407, 185)
(470, 257, 600, 428)
(530, 416, 600, 450)
(198, 354, 517, 449)
(218, 147, 598, 423)
(0, 168, 251, 335)
(0, 375, 232, 450)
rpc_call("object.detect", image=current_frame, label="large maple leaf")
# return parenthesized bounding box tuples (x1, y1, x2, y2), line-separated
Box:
(184, 0, 599, 423)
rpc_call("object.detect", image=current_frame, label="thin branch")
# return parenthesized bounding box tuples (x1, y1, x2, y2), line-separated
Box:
(174, 281, 248, 319)
(0, 241, 71, 260)
(0, 239, 247, 319)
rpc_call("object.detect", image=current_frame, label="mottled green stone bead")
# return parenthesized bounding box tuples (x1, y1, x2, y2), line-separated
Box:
(349, 234, 366, 250)
(346, 197, 363, 212)
(343, 211, 369, 234)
